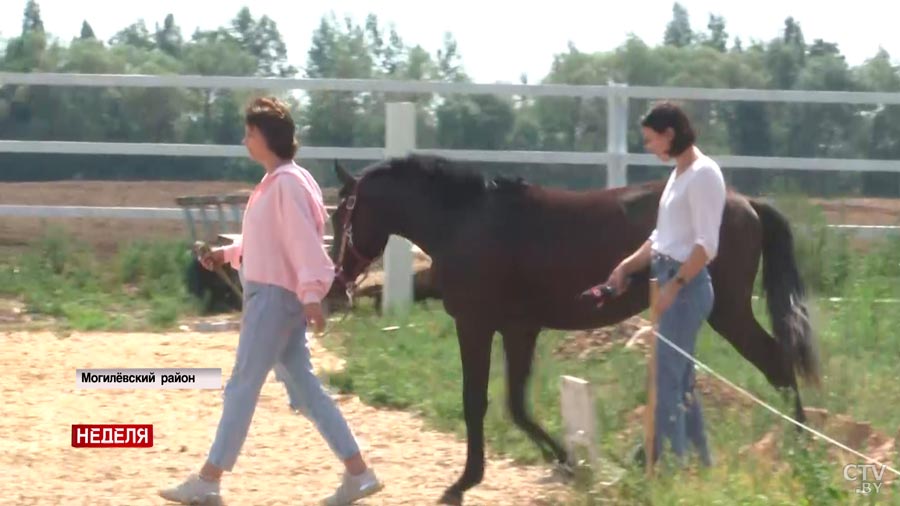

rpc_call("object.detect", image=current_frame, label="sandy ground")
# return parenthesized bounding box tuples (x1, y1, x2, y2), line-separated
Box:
(0, 329, 571, 506)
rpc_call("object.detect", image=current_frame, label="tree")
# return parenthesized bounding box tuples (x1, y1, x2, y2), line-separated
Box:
(436, 94, 515, 149)
(783, 17, 805, 47)
(110, 21, 155, 51)
(809, 38, 841, 58)
(436, 32, 466, 81)
(304, 14, 374, 147)
(155, 14, 183, 57)
(664, 3, 693, 48)
(719, 47, 774, 178)
(705, 14, 728, 52)
(23, 0, 44, 34)
(855, 49, 900, 195)
(781, 51, 861, 194)
(2, 1, 49, 72)
(302, 13, 451, 151)
(364, 14, 406, 77)
(181, 27, 259, 143)
(765, 17, 807, 90)
(231, 7, 296, 77)
(80, 21, 96, 40)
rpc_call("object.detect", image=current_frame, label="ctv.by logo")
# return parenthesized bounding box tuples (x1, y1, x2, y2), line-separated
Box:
(843, 463, 887, 494)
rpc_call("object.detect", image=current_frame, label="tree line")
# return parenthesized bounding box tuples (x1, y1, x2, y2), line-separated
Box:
(1, 0, 899, 196)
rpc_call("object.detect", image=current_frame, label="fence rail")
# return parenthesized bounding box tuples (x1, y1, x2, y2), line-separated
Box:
(4, 141, 900, 173)
(2, 204, 897, 240)
(0, 140, 617, 165)
(5, 72, 900, 104)
(0, 204, 337, 220)
(4, 72, 900, 308)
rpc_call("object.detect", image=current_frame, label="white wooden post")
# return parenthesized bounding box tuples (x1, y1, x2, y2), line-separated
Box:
(560, 375, 599, 467)
(382, 102, 416, 315)
(606, 81, 629, 188)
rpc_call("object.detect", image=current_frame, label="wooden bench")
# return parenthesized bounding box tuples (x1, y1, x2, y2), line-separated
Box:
(176, 191, 336, 247)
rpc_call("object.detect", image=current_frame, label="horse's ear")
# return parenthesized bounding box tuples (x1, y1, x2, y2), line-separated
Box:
(334, 160, 356, 187)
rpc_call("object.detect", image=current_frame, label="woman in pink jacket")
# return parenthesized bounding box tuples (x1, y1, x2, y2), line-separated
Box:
(160, 97, 383, 506)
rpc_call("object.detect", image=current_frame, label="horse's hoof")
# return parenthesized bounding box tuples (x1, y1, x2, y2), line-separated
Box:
(554, 460, 576, 478)
(438, 490, 462, 505)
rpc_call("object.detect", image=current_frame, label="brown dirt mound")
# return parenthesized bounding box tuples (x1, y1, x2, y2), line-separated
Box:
(813, 197, 900, 226)
(553, 316, 651, 360)
(0, 329, 571, 505)
(555, 316, 758, 412)
(741, 408, 899, 489)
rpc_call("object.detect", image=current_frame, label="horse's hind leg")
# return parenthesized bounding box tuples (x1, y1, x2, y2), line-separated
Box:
(707, 301, 806, 425)
(500, 325, 569, 466)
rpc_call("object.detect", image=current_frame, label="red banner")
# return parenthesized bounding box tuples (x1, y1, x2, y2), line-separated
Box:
(71, 424, 153, 448)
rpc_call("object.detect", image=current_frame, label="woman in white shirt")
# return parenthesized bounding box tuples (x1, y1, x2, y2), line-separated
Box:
(605, 102, 726, 468)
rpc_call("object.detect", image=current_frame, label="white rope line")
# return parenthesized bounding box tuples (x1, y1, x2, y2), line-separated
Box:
(650, 328, 900, 477)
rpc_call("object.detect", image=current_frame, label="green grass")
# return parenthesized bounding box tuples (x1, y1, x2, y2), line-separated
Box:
(0, 226, 203, 331)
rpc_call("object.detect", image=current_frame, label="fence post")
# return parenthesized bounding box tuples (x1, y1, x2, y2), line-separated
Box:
(606, 81, 629, 188)
(382, 102, 416, 315)
(560, 375, 599, 468)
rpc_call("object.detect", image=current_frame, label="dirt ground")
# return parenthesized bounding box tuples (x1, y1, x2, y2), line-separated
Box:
(0, 181, 247, 257)
(812, 197, 900, 226)
(0, 181, 344, 257)
(0, 328, 571, 506)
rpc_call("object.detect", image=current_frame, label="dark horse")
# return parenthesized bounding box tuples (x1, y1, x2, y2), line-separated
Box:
(330, 154, 820, 505)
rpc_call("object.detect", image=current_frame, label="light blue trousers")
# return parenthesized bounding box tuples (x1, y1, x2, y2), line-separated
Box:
(650, 253, 714, 467)
(207, 274, 360, 471)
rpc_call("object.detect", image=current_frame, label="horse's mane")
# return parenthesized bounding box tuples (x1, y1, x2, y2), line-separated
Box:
(363, 154, 528, 207)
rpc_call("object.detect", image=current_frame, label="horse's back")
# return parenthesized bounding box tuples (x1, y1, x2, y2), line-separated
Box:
(438, 181, 660, 327)
(438, 177, 763, 329)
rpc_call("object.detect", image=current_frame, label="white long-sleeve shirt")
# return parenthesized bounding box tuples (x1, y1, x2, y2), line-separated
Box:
(648, 154, 727, 263)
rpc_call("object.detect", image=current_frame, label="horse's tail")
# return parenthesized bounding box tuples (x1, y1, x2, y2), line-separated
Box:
(751, 200, 822, 388)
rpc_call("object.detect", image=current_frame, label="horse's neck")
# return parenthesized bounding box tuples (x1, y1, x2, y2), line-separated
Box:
(383, 188, 452, 259)
(399, 209, 445, 260)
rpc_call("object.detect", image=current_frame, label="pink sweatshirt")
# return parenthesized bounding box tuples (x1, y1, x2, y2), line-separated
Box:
(221, 161, 335, 305)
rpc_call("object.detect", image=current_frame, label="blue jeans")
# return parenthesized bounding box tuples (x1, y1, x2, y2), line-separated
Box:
(207, 271, 360, 471)
(649, 252, 714, 467)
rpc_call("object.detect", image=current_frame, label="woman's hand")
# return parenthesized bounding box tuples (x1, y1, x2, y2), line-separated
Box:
(305, 302, 327, 334)
(604, 263, 630, 295)
(653, 281, 680, 320)
(199, 247, 226, 271)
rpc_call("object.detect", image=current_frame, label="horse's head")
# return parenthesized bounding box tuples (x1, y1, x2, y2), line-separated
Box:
(331, 159, 392, 295)
(331, 154, 486, 298)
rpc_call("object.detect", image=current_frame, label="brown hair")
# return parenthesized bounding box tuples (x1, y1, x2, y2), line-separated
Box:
(640, 101, 696, 157)
(244, 97, 299, 159)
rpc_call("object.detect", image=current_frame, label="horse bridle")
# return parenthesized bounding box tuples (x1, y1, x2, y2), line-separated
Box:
(334, 185, 379, 304)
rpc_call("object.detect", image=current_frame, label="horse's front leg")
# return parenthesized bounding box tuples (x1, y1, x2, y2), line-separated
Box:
(439, 319, 494, 506)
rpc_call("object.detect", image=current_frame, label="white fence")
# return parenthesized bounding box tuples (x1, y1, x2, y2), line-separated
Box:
(2, 72, 900, 310)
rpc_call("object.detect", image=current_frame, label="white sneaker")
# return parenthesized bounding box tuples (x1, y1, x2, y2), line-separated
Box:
(158, 473, 221, 505)
(320, 469, 384, 505)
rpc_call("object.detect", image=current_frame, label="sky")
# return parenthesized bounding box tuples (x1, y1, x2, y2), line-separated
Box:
(1, 0, 897, 83)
